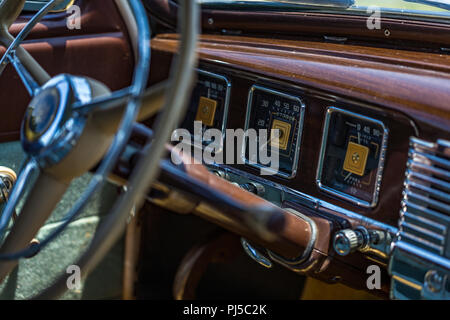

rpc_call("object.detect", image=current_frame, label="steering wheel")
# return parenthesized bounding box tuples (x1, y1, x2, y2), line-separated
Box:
(0, 0, 199, 299)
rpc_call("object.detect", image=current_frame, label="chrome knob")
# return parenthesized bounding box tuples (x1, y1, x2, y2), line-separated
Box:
(333, 229, 364, 256)
(0, 166, 16, 203)
(239, 182, 265, 197)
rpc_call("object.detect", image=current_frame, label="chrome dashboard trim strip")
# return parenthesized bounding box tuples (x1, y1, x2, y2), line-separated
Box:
(241, 85, 306, 179)
(208, 163, 398, 237)
(391, 274, 423, 292)
(315, 107, 389, 208)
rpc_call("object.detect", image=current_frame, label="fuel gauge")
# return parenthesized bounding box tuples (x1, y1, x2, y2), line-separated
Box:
(316, 107, 388, 208)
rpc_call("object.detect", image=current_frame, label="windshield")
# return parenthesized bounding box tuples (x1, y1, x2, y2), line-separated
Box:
(199, 0, 450, 22)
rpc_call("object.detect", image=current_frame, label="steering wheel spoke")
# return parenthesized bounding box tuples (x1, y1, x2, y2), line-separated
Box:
(7, 50, 41, 96)
(82, 81, 169, 135)
(0, 166, 68, 282)
(0, 0, 66, 95)
(0, 158, 40, 241)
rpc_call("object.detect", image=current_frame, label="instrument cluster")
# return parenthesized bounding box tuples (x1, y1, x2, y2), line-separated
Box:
(184, 69, 390, 209)
(241, 85, 388, 209)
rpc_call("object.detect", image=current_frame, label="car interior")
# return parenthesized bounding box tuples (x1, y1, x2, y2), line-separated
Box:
(0, 0, 448, 300)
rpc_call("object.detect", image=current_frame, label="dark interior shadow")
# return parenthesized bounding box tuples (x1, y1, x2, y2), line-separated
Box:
(0, 266, 19, 300)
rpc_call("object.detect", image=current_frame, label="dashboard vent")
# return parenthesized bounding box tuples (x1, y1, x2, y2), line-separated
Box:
(400, 137, 450, 258)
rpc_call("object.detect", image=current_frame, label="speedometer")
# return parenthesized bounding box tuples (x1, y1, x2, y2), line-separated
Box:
(243, 85, 305, 178)
(316, 107, 388, 208)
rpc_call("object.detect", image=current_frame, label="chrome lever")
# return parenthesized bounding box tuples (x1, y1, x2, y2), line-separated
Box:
(241, 238, 273, 269)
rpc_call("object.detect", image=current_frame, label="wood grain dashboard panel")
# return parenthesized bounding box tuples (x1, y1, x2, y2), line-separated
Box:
(146, 33, 450, 296)
(152, 34, 450, 133)
(148, 33, 450, 231)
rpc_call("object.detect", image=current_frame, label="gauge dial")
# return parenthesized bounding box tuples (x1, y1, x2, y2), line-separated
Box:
(317, 107, 388, 207)
(243, 85, 305, 178)
(181, 70, 231, 149)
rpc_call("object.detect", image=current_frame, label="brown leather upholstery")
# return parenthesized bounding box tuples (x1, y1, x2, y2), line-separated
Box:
(0, 0, 134, 142)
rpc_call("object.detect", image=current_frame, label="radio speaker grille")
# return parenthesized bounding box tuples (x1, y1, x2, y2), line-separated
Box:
(390, 137, 450, 299)
(400, 137, 450, 258)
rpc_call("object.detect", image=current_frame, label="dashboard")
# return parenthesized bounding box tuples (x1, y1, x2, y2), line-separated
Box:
(178, 65, 416, 224)
(170, 63, 413, 292)
(164, 59, 449, 298)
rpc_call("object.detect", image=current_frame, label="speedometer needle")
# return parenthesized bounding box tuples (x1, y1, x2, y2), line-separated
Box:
(344, 172, 352, 181)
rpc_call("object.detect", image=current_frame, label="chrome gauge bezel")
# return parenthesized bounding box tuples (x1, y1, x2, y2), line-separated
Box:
(316, 107, 389, 208)
(178, 69, 232, 153)
(242, 85, 306, 179)
(198, 69, 232, 144)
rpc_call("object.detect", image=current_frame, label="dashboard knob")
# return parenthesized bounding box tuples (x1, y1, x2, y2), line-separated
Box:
(0, 166, 17, 203)
(239, 182, 265, 197)
(333, 229, 364, 256)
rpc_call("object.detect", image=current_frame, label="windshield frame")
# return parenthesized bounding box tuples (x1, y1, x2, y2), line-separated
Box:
(198, 0, 450, 24)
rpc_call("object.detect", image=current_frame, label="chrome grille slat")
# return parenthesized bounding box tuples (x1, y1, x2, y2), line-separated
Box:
(410, 151, 450, 171)
(401, 222, 445, 244)
(406, 202, 450, 225)
(407, 170, 450, 194)
(399, 232, 443, 254)
(406, 190, 450, 215)
(409, 161, 450, 182)
(406, 181, 450, 204)
(412, 139, 450, 160)
(403, 211, 447, 234)
(399, 137, 450, 257)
